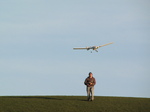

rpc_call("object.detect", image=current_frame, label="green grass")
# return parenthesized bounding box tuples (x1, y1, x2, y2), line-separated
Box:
(0, 96, 150, 112)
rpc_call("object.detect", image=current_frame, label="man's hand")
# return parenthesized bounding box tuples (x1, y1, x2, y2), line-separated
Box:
(89, 83, 92, 85)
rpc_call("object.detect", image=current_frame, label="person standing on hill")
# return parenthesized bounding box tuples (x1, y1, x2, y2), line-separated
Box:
(84, 72, 96, 101)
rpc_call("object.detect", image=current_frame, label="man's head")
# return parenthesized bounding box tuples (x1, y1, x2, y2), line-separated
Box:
(89, 72, 93, 78)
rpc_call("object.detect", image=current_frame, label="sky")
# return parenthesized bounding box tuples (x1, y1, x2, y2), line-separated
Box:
(0, 0, 150, 98)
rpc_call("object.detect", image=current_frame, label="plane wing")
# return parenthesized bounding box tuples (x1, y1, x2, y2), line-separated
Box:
(73, 47, 88, 50)
(98, 42, 114, 48)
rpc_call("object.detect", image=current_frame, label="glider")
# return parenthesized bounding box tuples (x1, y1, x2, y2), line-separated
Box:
(73, 42, 114, 53)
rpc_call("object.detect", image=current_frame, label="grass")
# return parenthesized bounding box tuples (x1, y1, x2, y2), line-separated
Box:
(0, 96, 150, 112)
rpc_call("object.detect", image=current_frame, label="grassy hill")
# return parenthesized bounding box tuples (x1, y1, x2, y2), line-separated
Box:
(0, 96, 150, 112)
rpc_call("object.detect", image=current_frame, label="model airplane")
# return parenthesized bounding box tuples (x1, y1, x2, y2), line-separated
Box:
(73, 42, 114, 53)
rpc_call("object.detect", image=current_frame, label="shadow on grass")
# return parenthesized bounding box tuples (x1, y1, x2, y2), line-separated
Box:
(3, 96, 88, 101)
(4, 96, 63, 100)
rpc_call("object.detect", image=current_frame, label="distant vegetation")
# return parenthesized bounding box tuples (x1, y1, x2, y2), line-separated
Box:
(0, 96, 150, 112)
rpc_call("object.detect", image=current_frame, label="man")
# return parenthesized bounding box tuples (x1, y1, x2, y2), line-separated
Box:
(84, 72, 96, 101)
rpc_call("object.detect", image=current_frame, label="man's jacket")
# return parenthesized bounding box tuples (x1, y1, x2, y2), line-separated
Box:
(84, 77, 96, 87)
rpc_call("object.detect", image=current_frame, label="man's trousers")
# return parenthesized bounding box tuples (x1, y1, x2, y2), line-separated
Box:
(86, 86, 94, 101)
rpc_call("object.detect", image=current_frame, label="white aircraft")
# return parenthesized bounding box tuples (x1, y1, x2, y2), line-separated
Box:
(73, 42, 114, 53)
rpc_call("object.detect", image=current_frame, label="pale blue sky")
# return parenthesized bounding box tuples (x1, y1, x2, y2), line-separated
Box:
(0, 0, 150, 98)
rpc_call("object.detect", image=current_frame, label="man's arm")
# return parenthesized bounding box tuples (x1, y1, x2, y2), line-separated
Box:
(84, 78, 87, 85)
(93, 78, 96, 86)
(84, 78, 90, 86)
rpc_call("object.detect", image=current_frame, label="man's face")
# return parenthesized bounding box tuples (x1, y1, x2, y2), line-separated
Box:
(89, 73, 93, 78)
